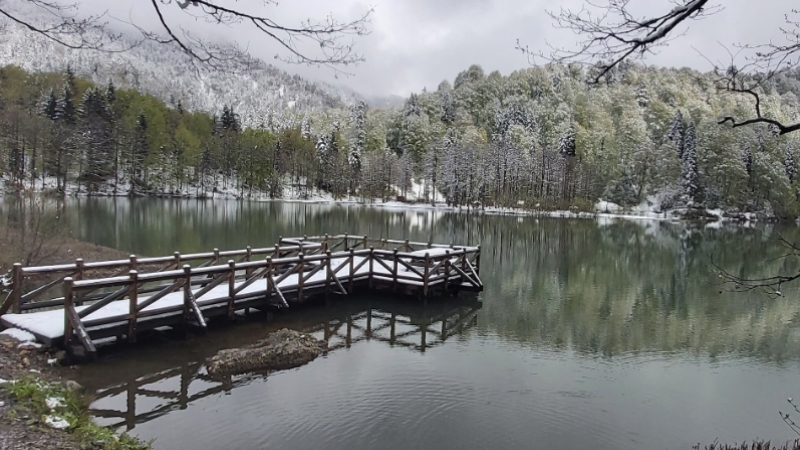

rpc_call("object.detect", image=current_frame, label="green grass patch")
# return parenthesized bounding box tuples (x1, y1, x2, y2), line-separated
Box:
(3, 377, 151, 450)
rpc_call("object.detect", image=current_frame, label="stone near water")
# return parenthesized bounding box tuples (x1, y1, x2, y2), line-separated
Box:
(206, 328, 326, 376)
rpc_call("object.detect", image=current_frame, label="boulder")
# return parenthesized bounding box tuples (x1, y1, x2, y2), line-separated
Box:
(206, 329, 326, 376)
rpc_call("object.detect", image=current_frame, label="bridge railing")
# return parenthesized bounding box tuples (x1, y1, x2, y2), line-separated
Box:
(0, 241, 323, 315)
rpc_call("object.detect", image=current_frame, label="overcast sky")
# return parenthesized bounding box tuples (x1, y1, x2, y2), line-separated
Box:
(63, 0, 795, 97)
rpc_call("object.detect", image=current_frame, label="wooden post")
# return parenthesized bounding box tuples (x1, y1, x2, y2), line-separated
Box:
(392, 248, 399, 291)
(349, 248, 355, 293)
(63, 277, 74, 344)
(10, 263, 22, 314)
(129, 255, 138, 273)
(75, 258, 85, 280)
(368, 247, 374, 289)
(174, 252, 181, 270)
(475, 245, 481, 276)
(297, 254, 305, 302)
(245, 246, 252, 277)
(227, 260, 236, 319)
(74, 259, 84, 306)
(404, 239, 410, 252)
(128, 270, 138, 343)
(444, 250, 451, 292)
(343, 233, 348, 251)
(423, 253, 431, 299)
(362, 236, 368, 250)
(323, 234, 329, 253)
(183, 265, 192, 320)
(213, 248, 220, 265)
(274, 244, 281, 259)
(265, 257, 273, 303)
(325, 251, 332, 300)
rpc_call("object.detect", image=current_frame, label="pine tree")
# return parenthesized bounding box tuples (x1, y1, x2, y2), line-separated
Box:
(666, 110, 684, 158)
(558, 125, 576, 157)
(681, 121, 700, 204)
(440, 90, 456, 124)
(132, 112, 149, 188)
(348, 101, 367, 175)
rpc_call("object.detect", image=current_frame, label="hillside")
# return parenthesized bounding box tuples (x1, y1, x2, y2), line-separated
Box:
(0, 5, 370, 128)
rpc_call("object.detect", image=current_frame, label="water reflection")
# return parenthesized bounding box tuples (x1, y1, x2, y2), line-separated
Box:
(84, 298, 482, 432)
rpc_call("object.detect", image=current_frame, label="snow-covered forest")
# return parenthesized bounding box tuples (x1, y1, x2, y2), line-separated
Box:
(2, 58, 800, 216)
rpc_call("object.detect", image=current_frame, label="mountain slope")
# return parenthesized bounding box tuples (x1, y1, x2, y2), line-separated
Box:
(0, 6, 366, 128)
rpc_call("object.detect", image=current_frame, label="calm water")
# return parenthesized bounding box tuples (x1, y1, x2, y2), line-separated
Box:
(53, 198, 800, 450)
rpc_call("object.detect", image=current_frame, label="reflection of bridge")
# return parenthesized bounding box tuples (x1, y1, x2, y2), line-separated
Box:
(88, 300, 482, 431)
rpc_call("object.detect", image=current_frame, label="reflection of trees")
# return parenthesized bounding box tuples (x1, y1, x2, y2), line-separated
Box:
(63, 198, 800, 361)
(474, 219, 800, 362)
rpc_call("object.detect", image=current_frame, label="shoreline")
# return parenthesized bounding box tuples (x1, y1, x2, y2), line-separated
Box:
(0, 332, 150, 450)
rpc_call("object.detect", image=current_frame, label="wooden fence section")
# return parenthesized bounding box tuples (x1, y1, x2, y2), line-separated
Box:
(89, 301, 482, 431)
(0, 235, 482, 360)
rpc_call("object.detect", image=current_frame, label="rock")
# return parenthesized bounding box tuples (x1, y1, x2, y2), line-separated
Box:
(22, 357, 29, 367)
(54, 350, 69, 366)
(61, 380, 82, 392)
(206, 328, 326, 376)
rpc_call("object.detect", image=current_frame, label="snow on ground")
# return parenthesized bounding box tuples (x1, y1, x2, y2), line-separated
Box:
(0, 328, 36, 342)
(0, 177, 780, 225)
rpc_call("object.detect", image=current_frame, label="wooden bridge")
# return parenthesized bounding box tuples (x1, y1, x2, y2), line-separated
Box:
(0, 235, 482, 360)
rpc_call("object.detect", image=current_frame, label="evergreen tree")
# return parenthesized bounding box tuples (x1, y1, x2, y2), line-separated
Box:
(440, 90, 456, 124)
(348, 101, 367, 174)
(680, 121, 699, 204)
(666, 110, 684, 158)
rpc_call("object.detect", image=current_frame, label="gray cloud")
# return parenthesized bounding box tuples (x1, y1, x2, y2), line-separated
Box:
(59, 0, 799, 97)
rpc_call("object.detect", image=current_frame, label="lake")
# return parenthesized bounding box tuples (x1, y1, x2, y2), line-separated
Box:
(57, 198, 800, 450)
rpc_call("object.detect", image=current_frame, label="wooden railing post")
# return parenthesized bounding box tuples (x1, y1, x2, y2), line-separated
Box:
(323, 234, 329, 253)
(213, 248, 220, 265)
(368, 247, 374, 289)
(63, 277, 74, 344)
(227, 260, 236, 319)
(245, 246, 253, 277)
(423, 253, 431, 299)
(349, 248, 355, 293)
(476, 246, 481, 276)
(274, 244, 281, 259)
(343, 233, 348, 251)
(75, 258, 85, 280)
(265, 257, 273, 301)
(325, 250, 332, 298)
(297, 254, 305, 301)
(362, 236, 368, 250)
(74, 259, 84, 306)
(10, 263, 22, 314)
(128, 270, 138, 343)
(183, 265, 192, 319)
(392, 248, 399, 291)
(174, 252, 181, 270)
(129, 255, 138, 273)
(404, 239, 410, 252)
(444, 250, 451, 292)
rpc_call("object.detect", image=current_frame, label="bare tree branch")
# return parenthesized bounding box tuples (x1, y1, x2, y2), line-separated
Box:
(534, 1, 800, 135)
(519, 0, 718, 83)
(713, 235, 800, 296)
(0, 0, 372, 73)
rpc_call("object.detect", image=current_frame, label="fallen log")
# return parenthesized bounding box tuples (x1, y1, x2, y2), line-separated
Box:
(206, 328, 326, 376)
